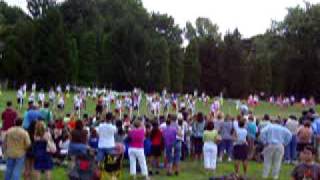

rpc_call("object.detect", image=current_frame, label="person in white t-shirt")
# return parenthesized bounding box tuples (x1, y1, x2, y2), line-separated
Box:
(28, 92, 35, 103)
(96, 113, 117, 162)
(31, 82, 36, 92)
(17, 88, 24, 108)
(49, 88, 56, 103)
(73, 95, 81, 111)
(57, 95, 65, 110)
(38, 90, 45, 107)
(56, 85, 62, 95)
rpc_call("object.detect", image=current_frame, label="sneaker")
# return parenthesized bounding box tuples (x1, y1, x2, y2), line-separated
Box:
(175, 171, 179, 176)
(149, 171, 153, 176)
(155, 171, 159, 175)
(273, 176, 279, 180)
(0, 164, 6, 171)
(228, 157, 232, 162)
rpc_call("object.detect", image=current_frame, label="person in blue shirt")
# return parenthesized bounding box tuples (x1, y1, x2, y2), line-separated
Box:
(311, 114, 320, 161)
(260, 118, 292, 180)
(88, 127, 99, 150)
(246, 116, 257, 160)
(23, 102, 42, 130)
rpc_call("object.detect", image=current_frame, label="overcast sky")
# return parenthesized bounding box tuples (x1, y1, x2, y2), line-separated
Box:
(5, 0, 320, 37)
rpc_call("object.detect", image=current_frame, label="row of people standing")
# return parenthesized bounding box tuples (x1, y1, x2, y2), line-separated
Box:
(1, 99, 308, 180)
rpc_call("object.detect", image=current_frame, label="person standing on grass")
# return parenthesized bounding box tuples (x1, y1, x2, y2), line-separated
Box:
(128, 119, 149, 180)
(260, 118, 292, 180)
(233, 119, 249, 176)
(149, 121, 163, 175)
(68, 120, 88, 156)
(192, 112, 205, 160)
(96, 112, 117, 162)
(174, 115, 183, 175)
(311, 114, 320, 161)
(291, 145, 320, 180)
(162, 115, 179, 176)
(32, 121, 56, 180)
(214, 112, 224, 162)
(219, 114, 234, 162)
(22, 102, 42, 130)
(40, 102, 53, 126)
(3, 118, 31, 180)
(246, 115, 257, 160)
(296, 120, 313, 155)
(203, 121, 221, 174)
(2, 101, 18, 132)
(284, 116, 299, 164)
(17, 88, 24, 109)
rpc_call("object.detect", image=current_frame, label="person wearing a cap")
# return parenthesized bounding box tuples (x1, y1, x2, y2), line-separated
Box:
(260, 118, 292, 180)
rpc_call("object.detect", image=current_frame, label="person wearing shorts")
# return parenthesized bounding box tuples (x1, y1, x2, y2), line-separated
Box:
(150, 121, 163, 175)
(233, 119, 249, 176)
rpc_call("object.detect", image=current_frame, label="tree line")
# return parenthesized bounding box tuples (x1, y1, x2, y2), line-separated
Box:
(0, 0, 320, 99)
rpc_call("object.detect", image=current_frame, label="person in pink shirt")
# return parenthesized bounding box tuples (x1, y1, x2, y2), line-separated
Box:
(128, 119, 149, 180)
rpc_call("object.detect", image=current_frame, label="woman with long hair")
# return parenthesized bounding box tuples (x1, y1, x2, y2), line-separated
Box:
(68, 120, 88, 157)
(192, 112, 205, 160)
(149, 120, 163, 175)
(33, 121, 56, 180)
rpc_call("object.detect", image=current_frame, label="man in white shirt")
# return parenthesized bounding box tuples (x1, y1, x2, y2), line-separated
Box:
(49, 88, 56, 103)
(38, 90, 45, 107)
(96, 113, 117, 162)
(17, 88, 24, 109)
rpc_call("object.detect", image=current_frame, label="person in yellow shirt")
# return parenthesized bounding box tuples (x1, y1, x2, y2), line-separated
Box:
(3, 118, 31, 180)
(203, 121, 221, 175)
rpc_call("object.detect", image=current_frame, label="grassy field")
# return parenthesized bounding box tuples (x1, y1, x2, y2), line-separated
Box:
(0, 90, 317, 179)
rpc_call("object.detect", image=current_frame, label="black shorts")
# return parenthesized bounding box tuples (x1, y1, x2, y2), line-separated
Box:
(74, 106, 80, 111)
(57, 104, 64, 109)
(96, 105, 103, 113)
(193, 137, 203, 154)
(151, 145, 162, 157)
(17, 98, 23, 104)
(233, 144, 249, 161)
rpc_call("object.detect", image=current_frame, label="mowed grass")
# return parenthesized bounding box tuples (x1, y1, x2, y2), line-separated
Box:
(0, 90, 317, 179)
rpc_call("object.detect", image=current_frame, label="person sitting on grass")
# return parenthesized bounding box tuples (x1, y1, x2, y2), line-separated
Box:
(291, 145, 320, 180)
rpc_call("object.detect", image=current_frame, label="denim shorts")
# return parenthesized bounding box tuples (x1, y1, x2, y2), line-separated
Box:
(68, 143, 88, 156)
(96, 147, 116, 162)
(165, 140, 182, 165)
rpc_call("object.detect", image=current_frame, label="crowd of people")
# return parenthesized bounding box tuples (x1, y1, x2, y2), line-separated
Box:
(1, 84, 320, 180)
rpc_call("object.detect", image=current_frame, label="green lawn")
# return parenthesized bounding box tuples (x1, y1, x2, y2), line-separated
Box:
(0, 90, 315, 179)
(0, 160, 294, 180)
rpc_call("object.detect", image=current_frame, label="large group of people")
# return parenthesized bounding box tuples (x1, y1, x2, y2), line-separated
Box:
(1, 84, 320, 180)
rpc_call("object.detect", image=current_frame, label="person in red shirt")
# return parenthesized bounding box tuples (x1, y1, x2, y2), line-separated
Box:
(149, 121, 163, 175)
(1, 101, 18, 131)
